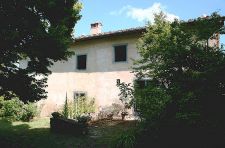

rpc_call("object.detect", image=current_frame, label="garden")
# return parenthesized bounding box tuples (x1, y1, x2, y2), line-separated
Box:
(0, 96, 137, 148)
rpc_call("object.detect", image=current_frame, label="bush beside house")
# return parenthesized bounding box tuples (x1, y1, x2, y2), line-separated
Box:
(0, 97, 38, 121)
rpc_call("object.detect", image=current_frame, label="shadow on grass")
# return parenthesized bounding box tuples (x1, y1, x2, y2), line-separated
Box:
(0, 118, 95, 148)
(0, 119, 50, 148)
(0, 118, 137, 148)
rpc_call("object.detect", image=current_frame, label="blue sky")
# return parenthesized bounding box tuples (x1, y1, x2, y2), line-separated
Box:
(74, 0, 225, 45)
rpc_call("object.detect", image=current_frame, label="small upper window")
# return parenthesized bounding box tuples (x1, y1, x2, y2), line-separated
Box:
(114, 45, 127, 62)
(77, 55, 87, 70)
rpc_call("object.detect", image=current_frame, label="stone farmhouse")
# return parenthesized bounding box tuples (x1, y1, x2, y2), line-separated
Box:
(40, 23, 146, 117)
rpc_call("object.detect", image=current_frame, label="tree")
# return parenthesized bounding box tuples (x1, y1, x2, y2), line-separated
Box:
(133, 12, 225, 146)
(0, 0, 82, 102)
(134, 12, 225, 123)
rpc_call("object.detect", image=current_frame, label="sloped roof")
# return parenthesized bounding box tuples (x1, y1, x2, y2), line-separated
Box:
(74, 26, 146, 42)
(74, 16, 225, 42)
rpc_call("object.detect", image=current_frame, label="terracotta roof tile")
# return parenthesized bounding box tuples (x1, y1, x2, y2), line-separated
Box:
(74, 26, 146, 42)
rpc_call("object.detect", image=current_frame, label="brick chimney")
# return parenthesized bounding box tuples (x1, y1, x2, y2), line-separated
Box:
(90, 22, 102, 35)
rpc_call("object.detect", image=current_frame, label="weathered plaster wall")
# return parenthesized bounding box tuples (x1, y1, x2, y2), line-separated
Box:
(40, 34, 141, 117)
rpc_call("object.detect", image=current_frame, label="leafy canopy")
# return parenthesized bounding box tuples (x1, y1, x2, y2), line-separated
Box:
(0, 0, 81, 102)
(134, 12, 225, 126)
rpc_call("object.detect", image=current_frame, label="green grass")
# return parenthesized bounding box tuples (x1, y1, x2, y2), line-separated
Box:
(89, 120, 137, 146)
(0, 118, 137, 148)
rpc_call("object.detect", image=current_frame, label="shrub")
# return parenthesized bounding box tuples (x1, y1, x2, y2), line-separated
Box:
(1, 98, 24, 121)
(74, 97, 95, 117)
(117, 82, 134, 109)
(0, 97, 38, 121)
(62, 97, 69, 118)
(61, 97, 95, 119)
(135, 86, 171, 122)
(21, 102, 38, 122)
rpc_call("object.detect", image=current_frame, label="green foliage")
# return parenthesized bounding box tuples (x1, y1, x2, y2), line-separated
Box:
(112, 129, 136, 148)
(0, 0, 82, 102)
(0, 97, 38, 121)
(21, 102, 38, 122)
(114, 12, 225, 147)
(134, 12, 225, 127)
(135, 85, 171, 122)
(73, 97, 95, 118)
(117, 82, 134, 109)
(117, 80, 171, 122)
(0, 98, 24, 121)
(61, 97, 95, 119)
(62, 97, 69, 118)
(0, 97, 5, 117)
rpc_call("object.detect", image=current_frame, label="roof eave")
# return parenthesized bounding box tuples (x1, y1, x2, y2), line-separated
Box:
(73, 27, 146, 43)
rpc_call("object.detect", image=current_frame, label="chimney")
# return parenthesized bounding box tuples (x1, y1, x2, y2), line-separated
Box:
(90, 22, 102, 35)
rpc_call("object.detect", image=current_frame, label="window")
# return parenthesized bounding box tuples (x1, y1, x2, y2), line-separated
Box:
(74, 91, 86, 100)
(114, 45, 127, 62)
(77, 55, 87, 70)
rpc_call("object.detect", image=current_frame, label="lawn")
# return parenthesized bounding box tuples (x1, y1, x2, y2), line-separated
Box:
(0, 118, 137, 148)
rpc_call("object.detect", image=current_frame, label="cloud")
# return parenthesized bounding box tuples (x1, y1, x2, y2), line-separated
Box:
(110, 5, 132, 16)
(110, 3, 179, 23)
